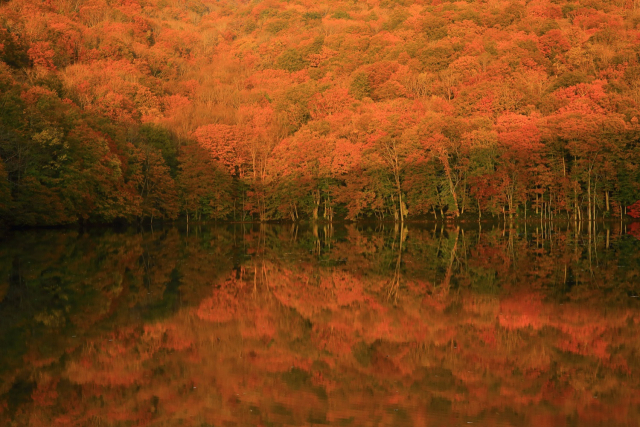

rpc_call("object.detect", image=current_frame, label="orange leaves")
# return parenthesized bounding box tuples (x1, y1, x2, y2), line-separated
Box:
(542, 80, 628, 150)
(312, 323, 354, 356)
(449, 55, 480, 79)
(308, 46, 337, 68)
(496, 113, 542, 148)
(239, 102, 275, 135)
(537, 29, 570, 57)
(360, 61, 411, 101)
(327, 271, 366, 308)
(244, 69, 301, 98)
(498, 294, 545, 330)
(420, 131, 450, 159)
(62, 60, 160, 123)
(527, 2, 562, 19)
(162, 94, 191, 119)
(332, 138, 363, 175)
(3, 223, 640, 425)
(78, 0, 108, 26)
(309, 87, 353, 119)
(4, 0, 640, 224)
(27, 41, 56, 71)
(196, 282, 241, 323)
(193, 124, 245, 175)
(554, 80, 609, 112)
(132, 16, 151, 35)
(20, 85, 56, 105)
(31, 378, 59, 407)
(331, 174, 378, 220)
(572, 8, 624, 32)
(242, 308, 277, 341)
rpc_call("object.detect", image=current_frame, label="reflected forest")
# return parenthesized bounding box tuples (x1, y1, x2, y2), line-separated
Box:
(2, 0, 640, 425)
(1, 223, 639, 426)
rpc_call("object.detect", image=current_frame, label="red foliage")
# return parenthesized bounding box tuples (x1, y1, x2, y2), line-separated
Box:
(628, 201, 640, 219)
(2, 0, 640, 225)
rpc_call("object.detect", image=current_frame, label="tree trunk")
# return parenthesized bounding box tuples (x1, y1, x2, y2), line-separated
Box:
(460, 175, 467, 215)
(440, 154, 460, 217)
(394, 171, 406, 223)
(574, 184, 578, 222)
(442, 227, 460, 294)
(593, 180, 597, 222)
(312, 190, 320, 221)
(587, 172, 592, 222)
(447, 175, 460, 217)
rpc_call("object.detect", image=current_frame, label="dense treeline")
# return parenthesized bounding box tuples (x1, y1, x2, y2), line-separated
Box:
(1, 0, 640, 225)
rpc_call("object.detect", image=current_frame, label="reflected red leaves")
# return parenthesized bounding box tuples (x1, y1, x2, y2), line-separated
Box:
(629, 222, 640, 240)
(1, 225, 640, 426)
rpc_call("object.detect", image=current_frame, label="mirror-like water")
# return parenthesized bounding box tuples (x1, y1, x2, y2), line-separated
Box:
(1, 222, 639, 426)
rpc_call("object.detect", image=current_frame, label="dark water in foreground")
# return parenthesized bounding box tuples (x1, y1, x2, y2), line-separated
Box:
(1, 222, 639, 427)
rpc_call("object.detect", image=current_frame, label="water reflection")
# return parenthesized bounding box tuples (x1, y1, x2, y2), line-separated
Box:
(0, 222, 639, 426)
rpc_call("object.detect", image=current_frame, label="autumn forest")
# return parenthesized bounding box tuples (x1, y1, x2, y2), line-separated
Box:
(2, 0, 640, 225)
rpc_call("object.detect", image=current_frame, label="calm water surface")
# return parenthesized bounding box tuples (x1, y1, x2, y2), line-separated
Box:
(1, 222, 639, 426)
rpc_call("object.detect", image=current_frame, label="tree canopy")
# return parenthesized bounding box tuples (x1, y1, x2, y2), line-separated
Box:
(1, 0, 640, 225)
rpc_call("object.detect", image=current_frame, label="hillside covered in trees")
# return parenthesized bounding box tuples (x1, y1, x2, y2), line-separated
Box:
(1, 0, 640, 225)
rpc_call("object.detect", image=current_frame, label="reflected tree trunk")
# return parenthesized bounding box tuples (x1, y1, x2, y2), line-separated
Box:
(441, 226, 460, 296)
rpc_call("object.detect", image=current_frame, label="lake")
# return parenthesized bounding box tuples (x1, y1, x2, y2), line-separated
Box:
(1, 222, 639, 426)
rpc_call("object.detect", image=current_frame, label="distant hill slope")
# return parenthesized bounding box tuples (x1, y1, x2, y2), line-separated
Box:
(1, 0, 640, 225)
